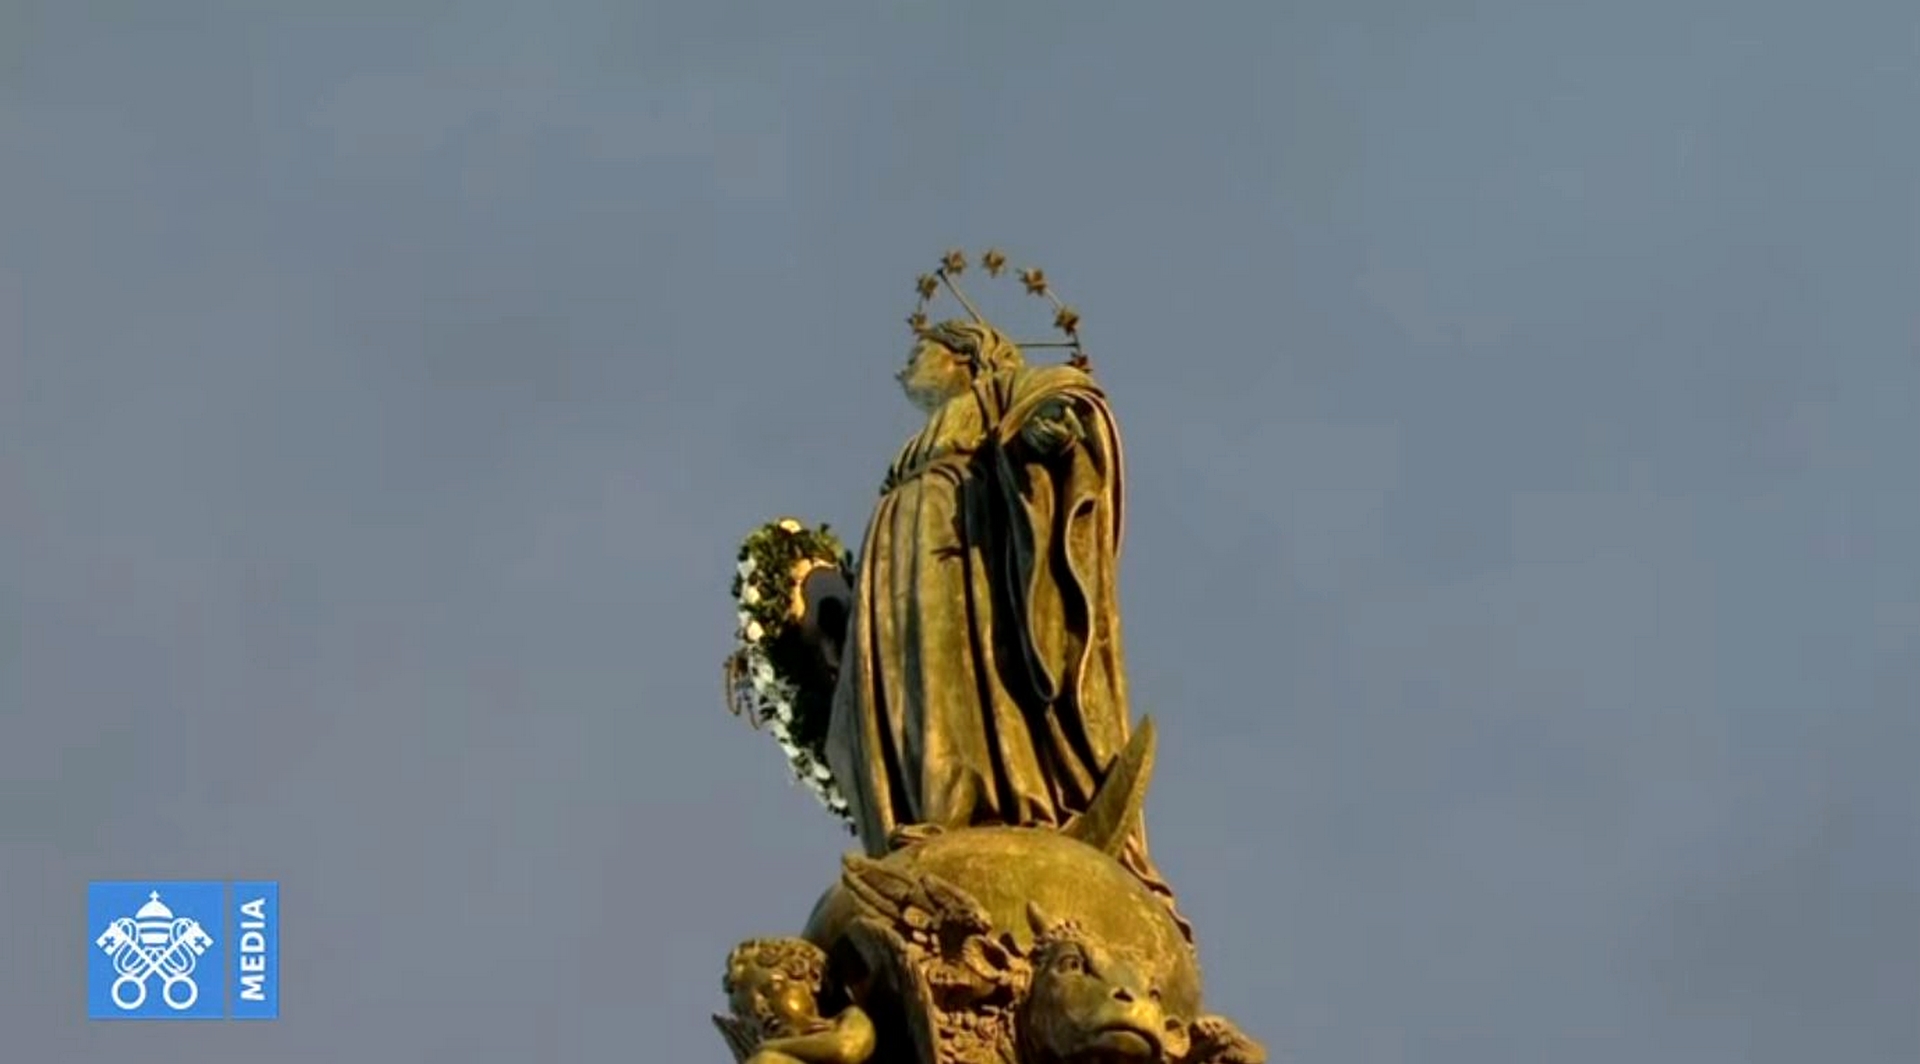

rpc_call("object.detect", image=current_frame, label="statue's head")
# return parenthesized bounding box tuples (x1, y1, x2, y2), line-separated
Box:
(897, 319, 1025, 413)
(722, 937, 826, 1037)
(1018, 903, 1192, 1064)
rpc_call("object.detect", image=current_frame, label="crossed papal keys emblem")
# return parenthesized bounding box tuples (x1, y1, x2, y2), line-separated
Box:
(94, 891, 215, 1011)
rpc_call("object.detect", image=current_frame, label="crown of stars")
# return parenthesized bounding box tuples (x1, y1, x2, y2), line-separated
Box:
(907, 248, 1090, 371)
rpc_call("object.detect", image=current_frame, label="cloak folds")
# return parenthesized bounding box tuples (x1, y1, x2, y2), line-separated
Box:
(824, 362, 1186, 933)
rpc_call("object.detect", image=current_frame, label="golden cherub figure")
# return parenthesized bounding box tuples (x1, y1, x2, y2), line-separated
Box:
(713, 938, 876, 1064)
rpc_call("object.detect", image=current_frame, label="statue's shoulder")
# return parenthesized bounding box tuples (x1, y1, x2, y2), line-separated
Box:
(1001, 364, 1108, 427)
(1012, 361, 1101, 396)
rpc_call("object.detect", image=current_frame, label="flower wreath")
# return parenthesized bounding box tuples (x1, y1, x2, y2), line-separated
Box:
(724, 518, 856, 827)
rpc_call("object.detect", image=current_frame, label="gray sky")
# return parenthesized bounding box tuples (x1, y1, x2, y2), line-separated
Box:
(4, 1, 1917, 1061)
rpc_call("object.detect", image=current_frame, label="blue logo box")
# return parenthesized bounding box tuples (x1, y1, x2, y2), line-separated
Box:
(87, 880, 279, 1020)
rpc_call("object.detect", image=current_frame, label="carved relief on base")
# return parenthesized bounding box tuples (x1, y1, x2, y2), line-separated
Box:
(716, 835, 1264, 1064)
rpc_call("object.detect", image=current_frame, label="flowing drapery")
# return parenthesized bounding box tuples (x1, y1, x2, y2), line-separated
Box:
(824, 363, 1186, 936)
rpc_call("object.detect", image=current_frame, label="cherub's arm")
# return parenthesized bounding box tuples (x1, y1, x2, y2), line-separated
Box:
(750, 1006, 876, 1064)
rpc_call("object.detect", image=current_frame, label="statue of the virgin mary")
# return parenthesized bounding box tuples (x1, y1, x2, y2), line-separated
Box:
(815, 306, 1189, 940)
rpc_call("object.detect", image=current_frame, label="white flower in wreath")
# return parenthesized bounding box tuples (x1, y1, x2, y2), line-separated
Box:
(748, 656, 775, 686)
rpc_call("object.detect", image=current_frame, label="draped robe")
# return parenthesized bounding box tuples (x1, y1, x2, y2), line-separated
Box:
(824, 361, 1184, 927)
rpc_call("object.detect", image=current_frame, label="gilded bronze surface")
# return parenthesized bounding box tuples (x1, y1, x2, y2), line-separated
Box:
(714, 250, 1266, 1063)
(714, 937, 877, 1064)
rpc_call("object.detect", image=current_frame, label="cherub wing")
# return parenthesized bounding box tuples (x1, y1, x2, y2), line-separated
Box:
(917, 875, 993, 938)
(840, 854, 993, 941)
(710, 1013, 758, 1064)
(839, 854, 919, 920)
(840, 853, 1022, 1058)
(843, 918, 942, 1064)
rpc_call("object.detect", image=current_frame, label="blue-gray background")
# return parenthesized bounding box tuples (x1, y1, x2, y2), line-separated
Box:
(3, 2, 1916, 1061)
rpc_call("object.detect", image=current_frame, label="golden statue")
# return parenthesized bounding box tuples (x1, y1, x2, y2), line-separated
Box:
(715, 250, 1266, 1063)
(826, 258, 1186, 940)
